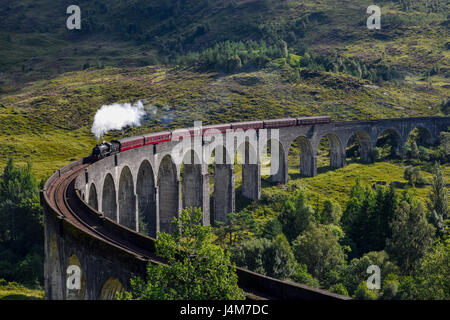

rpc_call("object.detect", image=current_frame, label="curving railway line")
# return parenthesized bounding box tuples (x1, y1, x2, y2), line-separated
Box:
(42, 157, 349, 300)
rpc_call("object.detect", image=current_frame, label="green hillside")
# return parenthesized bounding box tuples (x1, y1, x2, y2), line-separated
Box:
(0, 0, 449, 300)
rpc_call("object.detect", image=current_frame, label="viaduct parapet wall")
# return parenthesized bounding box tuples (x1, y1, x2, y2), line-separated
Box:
(43, 116, 449, 300)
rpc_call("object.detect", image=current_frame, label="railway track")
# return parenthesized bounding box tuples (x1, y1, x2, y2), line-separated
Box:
(48, 162, 164, 263)
(43, 160, 349, 300)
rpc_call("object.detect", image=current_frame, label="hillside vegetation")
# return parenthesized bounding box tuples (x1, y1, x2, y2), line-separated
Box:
(0, 0, 448, 299)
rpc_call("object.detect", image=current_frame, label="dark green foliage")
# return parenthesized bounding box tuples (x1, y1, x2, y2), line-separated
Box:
(290, 263, 319, 288)
(290, 52, 403, 83)
(278, 190, 316, 242)
(342, 181, 398, 257)
(426, 163, 448, 235)
(397, 240, 449, 300)
(292, 223, 346, 281)
(438, 131, 450, 162)
(230, 234, 296, 280)
(0, 158, 43, 286)
(386, 192, 435, 272)
(354, 281, 378, 300)
(336, 251, 399, 297)
(214, 210, 257, 247)
(328, 283, 349, 296)
(403, 166, 427, 186)
(121, 207, 245, 300)
(320, 199, 342, 225)
(260, 217, 283, 240)
(180, 40, 287, 73)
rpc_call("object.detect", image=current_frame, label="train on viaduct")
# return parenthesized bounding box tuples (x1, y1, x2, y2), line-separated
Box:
(41, 115, 449, 300)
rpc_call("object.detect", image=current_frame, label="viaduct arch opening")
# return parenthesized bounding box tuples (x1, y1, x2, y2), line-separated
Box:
(99, 278, 125, 300)
(261, 139, 287, 184)
(288, 136, 315, 178)
(346, 130, 372, 163)
(136, 160, 156, 237)
(102, 174, 117, 221)
(376, 129, 402, 159)
(118, 166, 136, 230)
(88, 183, 98, 210)
(316, 133, 345, 172)
(158, 155, 179, 234)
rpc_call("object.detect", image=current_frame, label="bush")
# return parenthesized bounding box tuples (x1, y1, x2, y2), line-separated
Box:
(231, 234, 296, 280)
(403, 166, 427, 186)
(292, 224, 345, 281)
(290, 263, 320, 288)
(328, 283, 349, 296)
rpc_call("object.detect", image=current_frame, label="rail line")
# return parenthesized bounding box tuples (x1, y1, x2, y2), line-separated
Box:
(43, 159, 350, 300)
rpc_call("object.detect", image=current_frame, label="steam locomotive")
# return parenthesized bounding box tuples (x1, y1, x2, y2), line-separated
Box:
(91, 116, 331, 159)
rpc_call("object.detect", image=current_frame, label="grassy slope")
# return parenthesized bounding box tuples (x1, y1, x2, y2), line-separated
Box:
(0, 282, 44, 300)
(0, 64, 447, 179)
(0, 0, 447, 213)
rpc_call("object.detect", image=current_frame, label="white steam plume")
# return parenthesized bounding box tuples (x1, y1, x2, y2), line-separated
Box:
(91, 101, 146, 139)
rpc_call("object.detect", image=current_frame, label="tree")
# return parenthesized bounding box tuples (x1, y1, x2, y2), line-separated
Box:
(320, 199, 342, 225)
(260, 217, 282, 240)
(403, 166, 426, 186)
(278, 191, 315, 242)
(413, 240, 449, 299)
(338, 250, 399, 297)
(386, 195, 435, 272)
(290, 263, 319, 288)
(214, 211, 257, 247)
(409, 140, 420, 159)
(397, 240, 450, 300)
(0, 158, 43, 286)
(354, 281, 378, 300)
(342, 181, 398, 257)
(292, 223, 345, 281)
(426, 163, 448, 235)
(438, 131, 450, 162)
(231, 234, 296, 280)
(121, 207, 245, 300)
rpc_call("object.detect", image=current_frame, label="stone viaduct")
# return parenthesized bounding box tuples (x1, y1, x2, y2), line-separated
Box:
(76, 116, 448, 237)
(43, 116, 448, 300)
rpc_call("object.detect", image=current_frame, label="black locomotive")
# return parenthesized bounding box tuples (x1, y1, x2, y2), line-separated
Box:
(92, 141, 120, 159)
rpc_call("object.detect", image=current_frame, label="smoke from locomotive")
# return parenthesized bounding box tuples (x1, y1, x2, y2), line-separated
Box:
(91, 101, 147, 139)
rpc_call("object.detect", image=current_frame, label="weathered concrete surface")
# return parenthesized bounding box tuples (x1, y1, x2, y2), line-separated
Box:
(213, 164, 235, 223)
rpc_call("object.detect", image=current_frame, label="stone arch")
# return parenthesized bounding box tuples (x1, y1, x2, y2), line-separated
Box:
(403, 126, 434, 159)
(235, 140, 260, 201)
(102, 173, 117, 221)
(405, 126, 433, 145)
(158, 155, 179, 234)
(288, 136, 316, 177)
(118, 166, 136, 230)
(262, 138, 287, 184)
(346, 130, 372, 162)
(88, 183, 98, 210)
(376, 128, 403, 158)
(98, 277, 125, 300)
(136, 160, 157, 237)
(66, 254, 86, 300)
(316, 133, 345, 169)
